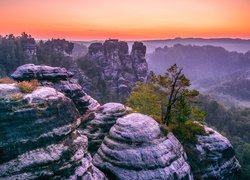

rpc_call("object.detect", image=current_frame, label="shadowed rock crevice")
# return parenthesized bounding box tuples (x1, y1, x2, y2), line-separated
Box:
(81, 103, 131, 155)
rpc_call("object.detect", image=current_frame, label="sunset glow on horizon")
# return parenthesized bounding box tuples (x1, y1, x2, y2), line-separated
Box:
(1, 0, 250, 40)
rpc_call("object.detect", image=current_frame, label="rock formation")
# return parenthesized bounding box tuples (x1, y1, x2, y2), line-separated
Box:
(81, 103, 131, 155)
(11, 63, 74, 81)
(1, 64, 241, 179)
(11, 64, 99, 114)
(82, 39, 148, 102)
(93, 113, 193, 180)
(0, 84, 106, 179)
(187, 126, 241, 179)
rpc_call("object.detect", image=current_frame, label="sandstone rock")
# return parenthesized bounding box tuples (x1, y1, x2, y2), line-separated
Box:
(187, 126, 241, 179)
(81, 103, 131, 155)
(131, 41, 146, 57)
(11, 64, 99, 114)
(89, 43, 104, 56)
(93, 113, 192, 180)
(0, 84, 19, 98)
(11, 64, 74, 81)
(85, 40, 148, 102)
(0, 84, 106, 179)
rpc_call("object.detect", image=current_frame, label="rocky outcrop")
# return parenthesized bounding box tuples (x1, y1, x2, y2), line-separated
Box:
(83, 39, 148, 102)
(11, 64, 99, 114)
(11, 64, 74, 81)
(0, 84, 106, 179)
(81, 103, 131, 155)
(187, 126, 241, 179)
(93, 113, 192, 180)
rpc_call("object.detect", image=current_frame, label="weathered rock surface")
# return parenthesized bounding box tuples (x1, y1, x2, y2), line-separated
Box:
(0, 84, 106, 179)
(84, 39, 148, 102)
(11, 63, 74, 81)
(81, 103, 131, 155)
(93, 113, 192, 180)
(187, 126, 241, 179)
(11, 64, 99, 114)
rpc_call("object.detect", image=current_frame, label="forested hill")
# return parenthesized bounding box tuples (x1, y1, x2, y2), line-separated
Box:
(148, 44, 250, 84)
(0, 33, 87, 77)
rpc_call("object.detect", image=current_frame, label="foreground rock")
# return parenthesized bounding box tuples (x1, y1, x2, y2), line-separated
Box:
(187, 126, 241, 179)
(11, 64, 99, 114)
(81, 103, 131, 155)
(0, 84, 106, 179)
(93, 113, 192, 180)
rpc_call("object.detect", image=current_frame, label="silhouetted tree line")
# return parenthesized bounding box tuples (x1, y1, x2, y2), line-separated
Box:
(0, 33, 74, 77)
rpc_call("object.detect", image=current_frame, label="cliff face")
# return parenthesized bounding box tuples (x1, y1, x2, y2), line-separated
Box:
(0, 64, 241, 179)
(81, 39, 148, 102)
(0, 85, 106, 179)
(11, 64, 99, 115)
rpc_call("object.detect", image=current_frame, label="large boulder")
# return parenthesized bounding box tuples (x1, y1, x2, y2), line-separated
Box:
(0, 84, 106, 179)
(11, 64, 74, 81)
(93, 113, 192, 180)
(81, 103, 131, 155)
(187, 126, 241, 179)
(11, 64, 99, 114)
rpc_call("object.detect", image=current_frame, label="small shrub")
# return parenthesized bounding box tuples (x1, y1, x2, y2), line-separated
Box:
(17, 80, 39, 93)
(9, 93, 23, 101)
(172, 120, 205, 143)
(0, 77, 16, 84)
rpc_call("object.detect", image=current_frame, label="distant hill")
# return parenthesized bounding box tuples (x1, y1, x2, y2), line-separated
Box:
(75, 38, 250, 54)
(142, 38, 250, 53)
(148, 44, 250, 107)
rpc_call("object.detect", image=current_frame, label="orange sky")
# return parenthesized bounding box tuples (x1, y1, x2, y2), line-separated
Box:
(0, 0, 250, 40)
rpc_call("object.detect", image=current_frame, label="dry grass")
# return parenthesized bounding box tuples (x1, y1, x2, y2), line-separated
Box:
(17, 80, 39, 93)
(0, 77, 16, 84)
(9, 93, 23, 101)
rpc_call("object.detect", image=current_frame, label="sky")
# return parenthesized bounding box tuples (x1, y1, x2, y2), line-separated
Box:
(0, 0, 250, 40)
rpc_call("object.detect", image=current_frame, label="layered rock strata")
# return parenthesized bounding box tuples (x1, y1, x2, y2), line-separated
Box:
(81, 103, 131, 155)
(86, 40, 148, 102)
(188, 126, 241, 179)
(93, 113, 192, 180)
(11, 64, 99, 114)
(0, 84, 106, 179)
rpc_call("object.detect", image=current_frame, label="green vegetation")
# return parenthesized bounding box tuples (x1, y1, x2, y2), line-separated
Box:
(17, 80, 39, 93)
(0, 33, 36, 76)
(0, 33, 75, 77)
(126, 82, 162, 121)
(36, 39, 73, 69)
(126, 64, 206, 143)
